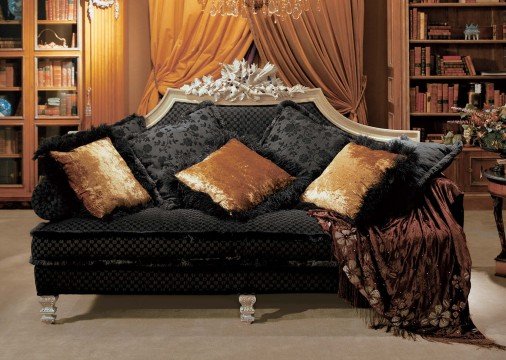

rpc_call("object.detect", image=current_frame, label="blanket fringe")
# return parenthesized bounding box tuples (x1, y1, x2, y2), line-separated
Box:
(337, 265, 370, 309)
(337, 265, 505, 350)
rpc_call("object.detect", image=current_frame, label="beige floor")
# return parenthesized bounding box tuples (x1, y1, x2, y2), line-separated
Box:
(0, 210, 505, 360)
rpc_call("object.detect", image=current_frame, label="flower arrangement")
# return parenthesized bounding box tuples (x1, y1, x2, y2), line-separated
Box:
(452, 105, 506, 155)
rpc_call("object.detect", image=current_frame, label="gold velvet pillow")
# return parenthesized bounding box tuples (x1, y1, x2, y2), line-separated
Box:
(301, 142, 401, 220)
(51, 137, 151, 218)
(175, 139, 295, 213)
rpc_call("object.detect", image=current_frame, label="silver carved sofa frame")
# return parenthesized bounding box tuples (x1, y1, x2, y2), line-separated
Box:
(38, 87, 419, 325)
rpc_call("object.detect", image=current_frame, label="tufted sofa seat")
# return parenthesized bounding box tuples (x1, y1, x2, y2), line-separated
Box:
(31, 208, 332, 265)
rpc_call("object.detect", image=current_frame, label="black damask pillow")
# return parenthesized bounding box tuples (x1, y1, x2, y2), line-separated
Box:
(128, 102, 229, 206)
(111, 114, 146, 140)
(260, 101, 352, 178)
(397, 135, 463, 188)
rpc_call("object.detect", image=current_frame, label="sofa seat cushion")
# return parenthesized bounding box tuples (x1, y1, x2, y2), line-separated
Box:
(31, 208, 331, 262)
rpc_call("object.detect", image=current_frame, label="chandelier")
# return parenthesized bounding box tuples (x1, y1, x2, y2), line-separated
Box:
(197, 0, 320, 20)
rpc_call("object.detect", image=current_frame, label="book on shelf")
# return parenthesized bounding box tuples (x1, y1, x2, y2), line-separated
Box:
(431, 54, 476, 76)
(483, 82, 506, 108)
(409, 9, 427, 40)
(410, 83, 460, 113)
(428, 24, 452, 40)
(0, 127, 21, 155)
(37, 60, 76, 88)
(0, 60, 16, 87)
(0, 159, 20, 185)
(45, 0, 77, 21)
(0, 39, 22, 48)
(410, 46, 432, 76)
(38, 92, 77, 116)
(481, 71, 506, 76)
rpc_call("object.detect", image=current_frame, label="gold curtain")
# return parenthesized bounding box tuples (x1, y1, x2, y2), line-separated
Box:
(248, 0, 368, 124)
(137, 0, 253, 115)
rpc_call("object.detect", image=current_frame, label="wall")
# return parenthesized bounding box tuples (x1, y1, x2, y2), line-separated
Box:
(126, 0, 151, 114)
(363, 0, 388, 129)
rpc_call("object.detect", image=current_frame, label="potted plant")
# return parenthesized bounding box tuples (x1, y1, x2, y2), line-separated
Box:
(453, 105, 506, 173)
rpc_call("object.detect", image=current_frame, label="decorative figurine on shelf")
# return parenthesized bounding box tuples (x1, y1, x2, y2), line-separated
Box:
(464, 24, 480, 40)
(37, 29, 68, 50)
(461, 124, 474, 147)
(442, 131, 463, 146)
(7, 0, 22, 20)
(0, 96, 13, 117)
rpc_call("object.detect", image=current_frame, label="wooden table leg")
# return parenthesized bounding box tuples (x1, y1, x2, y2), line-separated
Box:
(492, 195, 506, 277)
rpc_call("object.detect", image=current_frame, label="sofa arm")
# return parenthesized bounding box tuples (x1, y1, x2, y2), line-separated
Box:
(31, 176, 82, 221)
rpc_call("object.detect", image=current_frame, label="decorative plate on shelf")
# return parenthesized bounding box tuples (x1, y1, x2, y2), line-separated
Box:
(7, 0, 22, 20)
(0, 97, 13, 117)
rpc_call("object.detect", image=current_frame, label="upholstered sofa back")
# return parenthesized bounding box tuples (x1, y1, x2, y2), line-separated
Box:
(151, 101, 330, 141)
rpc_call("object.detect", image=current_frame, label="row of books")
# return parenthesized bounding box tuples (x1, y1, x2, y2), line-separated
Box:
(0, 159, 21, 185)
(482, 82, 506, 109)
(410, 47, 477, 76)
(0, 127, 21, 155)
(37, 60, 76, 88)
(38, 93, 78, 116)
(410, 46, 432, 76)
(409, 9, 427, 40)
(44, 0, 77, 21)
(410, 83, 460, 113)
(0, 38, 21, 49)
(0, 61, 16, 87)
(436, 55, 476, 76)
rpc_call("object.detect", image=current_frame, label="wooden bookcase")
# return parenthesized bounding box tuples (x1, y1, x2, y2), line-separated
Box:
(0, 0, 83, 201)
(388, 0, 504, 204)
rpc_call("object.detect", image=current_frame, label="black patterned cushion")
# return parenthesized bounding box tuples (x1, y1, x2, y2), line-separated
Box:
(398, 135, 463, 188)
(260, 101, 351, 177)
(111, 114, 146, 140)
(152, 102, 332, 141)
(31, 177, 84, 221)
(129, 103, 229, 204)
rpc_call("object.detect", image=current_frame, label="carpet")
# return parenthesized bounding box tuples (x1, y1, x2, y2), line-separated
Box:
(0, 210, 504, 360)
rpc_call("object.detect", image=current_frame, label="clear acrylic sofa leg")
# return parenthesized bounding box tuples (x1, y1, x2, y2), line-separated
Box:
(39, 295, 59, 324)
(239, 294, 256, 324)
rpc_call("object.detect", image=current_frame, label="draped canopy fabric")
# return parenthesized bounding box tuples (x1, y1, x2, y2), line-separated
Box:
(137, 0, 253, 115)
(248, 0, 368, 124)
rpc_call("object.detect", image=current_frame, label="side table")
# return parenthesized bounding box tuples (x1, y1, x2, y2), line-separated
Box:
(483, 167, 506, 277)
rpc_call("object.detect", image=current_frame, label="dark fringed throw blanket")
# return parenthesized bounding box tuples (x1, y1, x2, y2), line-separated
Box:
(309, 177, 504, 348)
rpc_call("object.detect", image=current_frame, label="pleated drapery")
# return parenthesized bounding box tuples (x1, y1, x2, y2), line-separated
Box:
(137, 0, 253, 115)
(248, 0, 368, 124)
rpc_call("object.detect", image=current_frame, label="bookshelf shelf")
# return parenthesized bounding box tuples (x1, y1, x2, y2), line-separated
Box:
(410, 112, 462, 117)
(0, 116, 23, 120)
(0, 154, 22, 159)
(409, 3, 506, 8)
(35, 115, 80, 120)
(0, 87, 22, 91)
(410, 39, 506, 44)
(37, 20, 77, 25)
(411, 75, 506, 80)
(38, 86, 76, 91)
(0, 20, 22, 25)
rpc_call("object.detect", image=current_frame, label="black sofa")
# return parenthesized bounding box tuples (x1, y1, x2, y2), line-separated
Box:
(30, 91, 420, 324)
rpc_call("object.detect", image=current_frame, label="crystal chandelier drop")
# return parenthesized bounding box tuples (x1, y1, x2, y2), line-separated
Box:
(197, 0, 320, 20)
